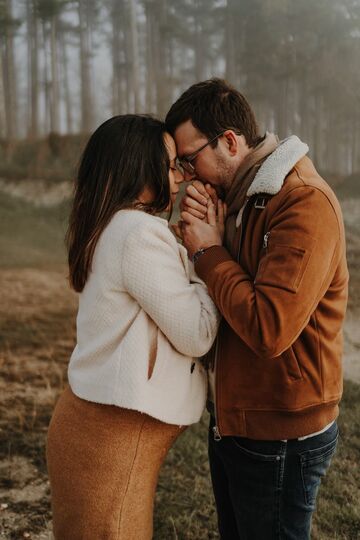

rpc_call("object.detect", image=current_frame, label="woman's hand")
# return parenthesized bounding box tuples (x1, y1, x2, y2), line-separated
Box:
(173, 181, 226, 243)
(180, 199, 226, 259)
(180, 181, 218, 219)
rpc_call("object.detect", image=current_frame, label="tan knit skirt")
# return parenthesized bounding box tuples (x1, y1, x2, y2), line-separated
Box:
(46, 386, 185, 539)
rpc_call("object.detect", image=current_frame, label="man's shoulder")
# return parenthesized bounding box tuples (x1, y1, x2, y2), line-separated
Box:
(280, 156, 340, 207)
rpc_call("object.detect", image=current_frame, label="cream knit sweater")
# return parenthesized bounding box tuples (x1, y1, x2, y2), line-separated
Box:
(68, 209, 220, 425)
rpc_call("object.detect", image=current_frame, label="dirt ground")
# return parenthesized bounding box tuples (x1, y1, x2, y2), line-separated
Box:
(0, 268, 76, 539)
(341, 199, 360, 383)
(0, 185, 359, 539)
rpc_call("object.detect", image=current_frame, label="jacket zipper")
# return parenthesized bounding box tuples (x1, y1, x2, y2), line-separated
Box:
(263, 231, 270, 249)
(212, 198, 253, 442)
(212, 334, 222, 441)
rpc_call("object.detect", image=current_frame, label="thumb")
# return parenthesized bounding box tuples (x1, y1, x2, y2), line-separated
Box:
(207, 202, 217, 227)
(171, 222, 183, 240)
(205, 183, 218, 206)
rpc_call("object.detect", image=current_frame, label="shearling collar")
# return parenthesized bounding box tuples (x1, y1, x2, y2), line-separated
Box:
(236, 135, 309, 227)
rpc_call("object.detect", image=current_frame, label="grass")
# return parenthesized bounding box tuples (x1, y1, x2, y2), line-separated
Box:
(0, 187, 360, 539)
(0, 134, 87, 182)
(0, 192, 69, 269)
(156, 388, 360, 539)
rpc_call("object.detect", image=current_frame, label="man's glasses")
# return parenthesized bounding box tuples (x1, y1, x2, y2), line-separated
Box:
(178, 132, 225, 175)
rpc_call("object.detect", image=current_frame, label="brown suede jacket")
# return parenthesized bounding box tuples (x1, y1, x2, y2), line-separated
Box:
(195, 156, 349, 440)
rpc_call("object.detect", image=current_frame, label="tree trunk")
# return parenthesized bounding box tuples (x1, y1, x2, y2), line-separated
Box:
(145, 1, 155, 112)
(154, 0, 170, 118)
(27, 0, 39, 138)
(225, 0, 236, 83)
(41, 20, 50, 134)
(129, 0, 140, 112)
(78, 0, 93, 132)
(111, 0, 124, 115)
(194, 0, 204, 81)
(50, 15, 60, 132)
(60, 28, 73, 132)
(0, 52, 6, 138)
(3, 0, 18, 139)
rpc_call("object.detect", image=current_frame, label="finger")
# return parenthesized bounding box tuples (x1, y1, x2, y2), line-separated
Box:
(205, 183, 218, 205)
(207, 202, 217, 227)
(182, 196, 207, 215)
(192, 180, 210, 199)
(171, 222, 183, 240)
(217, 200, 225, 226)
(223, 202, 227, 219)
(186, 184, 208, 206)
(180, 198, 206, 218)
(182, 206, 207, 220)
(181, 210, 200, 225)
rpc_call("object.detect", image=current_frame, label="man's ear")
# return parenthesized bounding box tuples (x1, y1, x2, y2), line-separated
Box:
(222, 130, 239, 156)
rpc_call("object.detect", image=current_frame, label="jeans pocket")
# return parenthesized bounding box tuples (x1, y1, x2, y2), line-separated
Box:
(231, 437, 281, 462)
(300, 432, 338, 508)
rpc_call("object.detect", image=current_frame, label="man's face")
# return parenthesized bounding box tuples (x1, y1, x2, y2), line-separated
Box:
(173, 120, 234, 192)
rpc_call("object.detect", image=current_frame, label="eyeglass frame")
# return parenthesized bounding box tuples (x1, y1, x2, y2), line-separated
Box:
(177, 131, 226, 175)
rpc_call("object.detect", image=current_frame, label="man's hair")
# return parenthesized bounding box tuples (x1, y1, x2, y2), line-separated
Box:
(165, 78, 263, 148)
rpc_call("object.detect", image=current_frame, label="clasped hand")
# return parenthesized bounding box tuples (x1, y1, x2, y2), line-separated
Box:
(172, 181, 227, 259)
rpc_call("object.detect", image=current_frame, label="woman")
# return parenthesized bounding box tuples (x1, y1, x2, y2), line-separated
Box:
(46, 115, 221, 539)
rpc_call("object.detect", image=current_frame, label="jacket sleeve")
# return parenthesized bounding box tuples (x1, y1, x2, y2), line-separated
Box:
(121, 220, 220, 358)
(195, 186, 347, 358)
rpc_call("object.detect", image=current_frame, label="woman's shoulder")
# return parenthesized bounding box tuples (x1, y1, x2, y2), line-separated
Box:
(101, 209, 178, 256)
(110, 209, 169, 235)
(107, 210, 177, 244)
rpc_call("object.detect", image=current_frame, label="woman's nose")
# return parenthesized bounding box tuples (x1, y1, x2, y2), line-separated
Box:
(175, 169, 185, 184)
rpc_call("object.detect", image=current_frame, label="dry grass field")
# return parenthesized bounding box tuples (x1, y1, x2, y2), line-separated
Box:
(0, 183, 359, 539)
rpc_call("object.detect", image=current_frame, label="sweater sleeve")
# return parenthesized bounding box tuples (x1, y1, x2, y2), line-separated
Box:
(121, 220, 220, 358)
(195, 186, 348, 359)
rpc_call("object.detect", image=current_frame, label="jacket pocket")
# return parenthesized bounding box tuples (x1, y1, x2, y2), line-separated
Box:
(147, 334, 158, 379)
(281, 346, 303, 381)
(256, 230, 315, 293)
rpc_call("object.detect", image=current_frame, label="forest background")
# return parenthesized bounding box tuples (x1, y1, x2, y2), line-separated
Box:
(0, 1, 359, 538)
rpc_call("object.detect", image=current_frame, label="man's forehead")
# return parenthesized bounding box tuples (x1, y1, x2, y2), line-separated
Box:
(173, 120, 206, 156)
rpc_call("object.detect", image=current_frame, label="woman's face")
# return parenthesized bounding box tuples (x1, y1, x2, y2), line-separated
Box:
(164, 132, 184, 205)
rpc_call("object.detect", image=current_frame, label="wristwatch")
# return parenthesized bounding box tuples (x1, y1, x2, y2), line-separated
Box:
(192, 248, 207, 263)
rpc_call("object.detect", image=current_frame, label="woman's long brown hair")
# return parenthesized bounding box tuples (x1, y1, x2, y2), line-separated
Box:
(67, 115, 170, 292)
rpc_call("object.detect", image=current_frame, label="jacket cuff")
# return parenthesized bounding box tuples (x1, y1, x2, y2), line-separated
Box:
(195, 245, 233, 283)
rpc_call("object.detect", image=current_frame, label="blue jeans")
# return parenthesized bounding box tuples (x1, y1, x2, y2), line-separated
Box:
(208, 417, 338, 540)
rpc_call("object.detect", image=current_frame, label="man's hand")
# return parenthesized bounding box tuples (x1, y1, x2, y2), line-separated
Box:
(180, 180, 218, 220)
(172, 181, 226, 243)
(181, 201, 224, 259)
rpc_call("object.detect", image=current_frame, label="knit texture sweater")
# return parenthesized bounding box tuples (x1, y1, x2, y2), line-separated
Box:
(68, 209, 220, 425)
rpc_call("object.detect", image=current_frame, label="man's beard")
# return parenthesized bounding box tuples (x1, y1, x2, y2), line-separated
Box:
(215, 154, 234, 195)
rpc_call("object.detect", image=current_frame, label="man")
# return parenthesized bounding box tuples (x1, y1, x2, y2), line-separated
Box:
(165, 79, 348, 540)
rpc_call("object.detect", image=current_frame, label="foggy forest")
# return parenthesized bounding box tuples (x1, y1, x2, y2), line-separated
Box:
(1, 2, 360, 538)
(1, 0, 360, 175)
